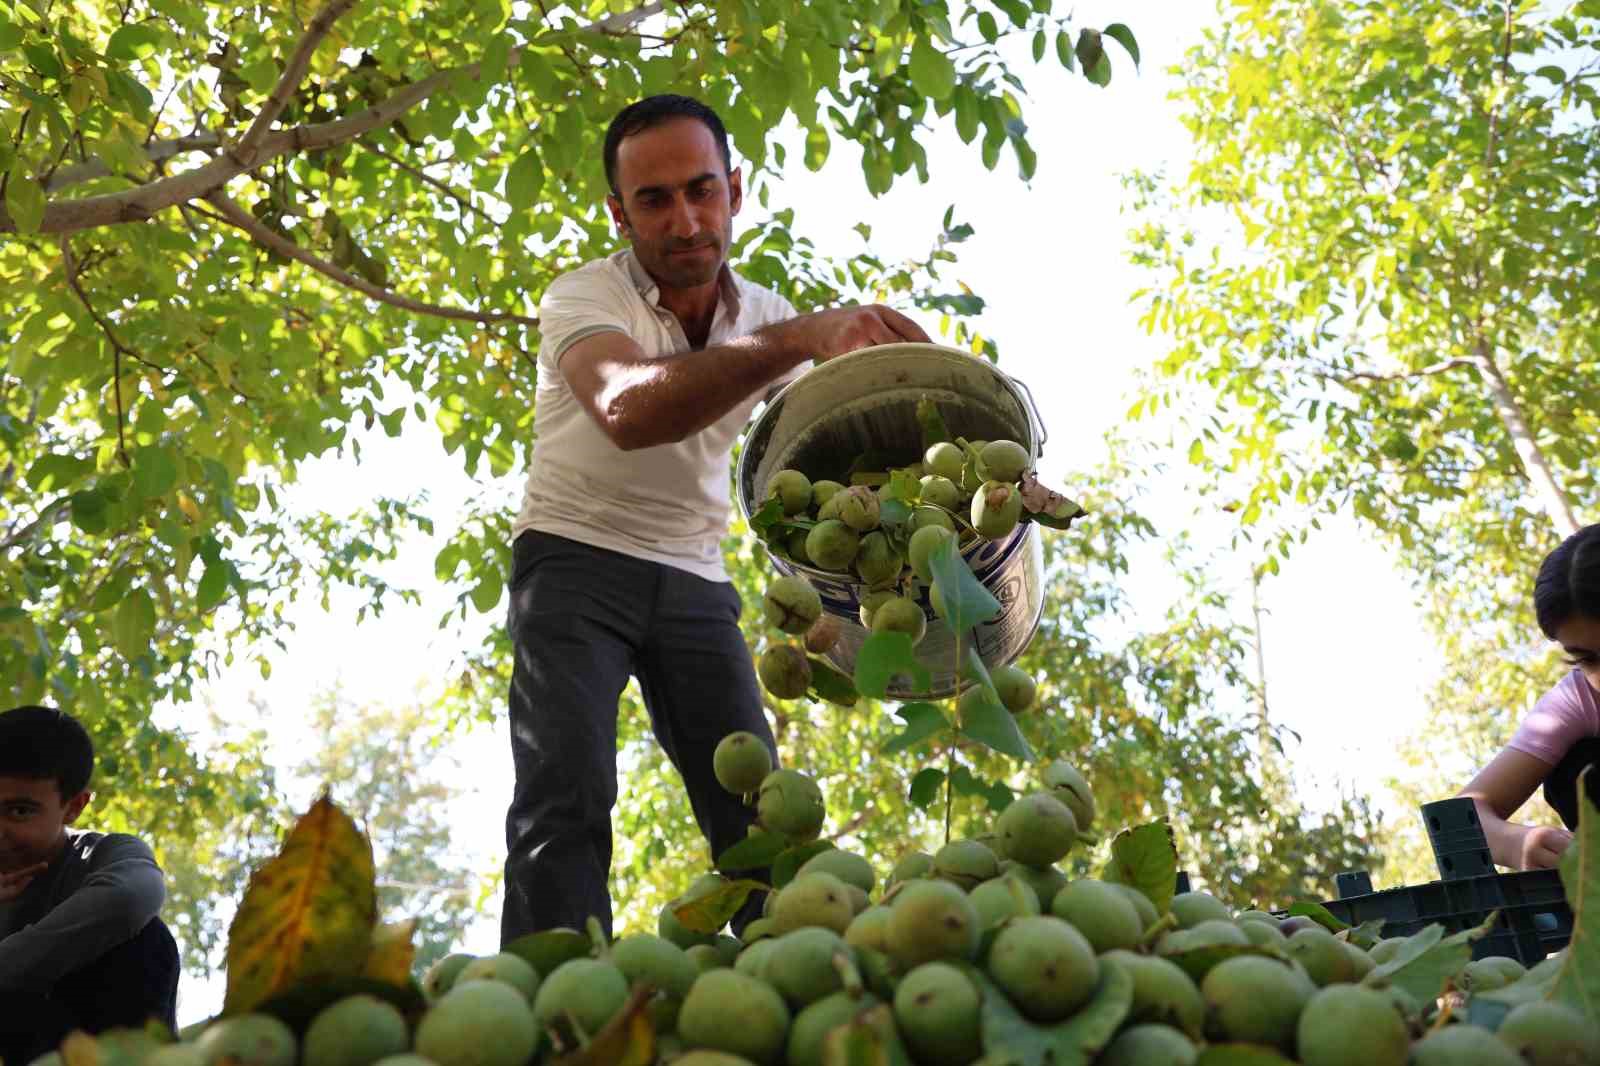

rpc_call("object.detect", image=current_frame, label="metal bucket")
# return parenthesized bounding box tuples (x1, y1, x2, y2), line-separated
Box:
(736, 342, 1047, 699)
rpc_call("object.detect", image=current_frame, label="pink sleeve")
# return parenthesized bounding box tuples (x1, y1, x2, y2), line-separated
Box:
(1507, 671, 1600, 765)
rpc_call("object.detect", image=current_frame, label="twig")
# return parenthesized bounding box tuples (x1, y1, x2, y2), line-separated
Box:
(234, 0, 359, 166)
(356, 140, 502, 225)
(59, 236, 133, 467)
(1, 498, 73, 556)
(1314, 357, 1479, 384)
(197, 192, 540, 329)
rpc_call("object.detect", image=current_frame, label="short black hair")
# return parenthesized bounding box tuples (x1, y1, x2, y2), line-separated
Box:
(1534, 523, 1600, 639)
(603, 94, 732, 197)
(0, 705, 95, 799)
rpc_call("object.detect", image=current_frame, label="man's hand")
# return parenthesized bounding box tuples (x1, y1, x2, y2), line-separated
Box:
(1517, 824, 1573, 869)
(772, 305, 931, 364)
(0, 862, 46, 903)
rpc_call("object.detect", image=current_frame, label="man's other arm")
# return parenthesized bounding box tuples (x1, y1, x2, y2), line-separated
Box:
(562, 305, 929, 451)
(0, 836, 166, 989)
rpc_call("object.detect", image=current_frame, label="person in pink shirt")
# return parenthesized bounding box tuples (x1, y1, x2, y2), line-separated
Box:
(1460, 523, 1600, 870)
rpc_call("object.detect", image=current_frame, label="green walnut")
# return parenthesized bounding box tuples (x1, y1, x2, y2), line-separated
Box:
(767, 470, 812, 516)
(870, 595, 927, 646)
(835, 485, 881, 532)
(977, 439, 1030, 483)
(805, 519, 860, 572)
(713, 732, 774, 795)
(923, 442, 966, 481)
(762, 575, 822, 635)
(854, 531, 904, 586)
(908, 524, 956, 583)
(971, 480, 1023, 540)
(757, 645, 812, 700)
(918, 475, 961, 511)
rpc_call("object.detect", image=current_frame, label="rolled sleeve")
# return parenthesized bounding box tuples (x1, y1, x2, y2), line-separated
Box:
(0, 836, 166, 990)
(538, 269, 633, 371)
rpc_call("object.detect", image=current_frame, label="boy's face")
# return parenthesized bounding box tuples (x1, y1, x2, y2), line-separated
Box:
(0, 776, 88, 873)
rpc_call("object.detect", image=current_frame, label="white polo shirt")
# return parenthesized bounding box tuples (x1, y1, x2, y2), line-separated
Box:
(512, 248, 803, 582)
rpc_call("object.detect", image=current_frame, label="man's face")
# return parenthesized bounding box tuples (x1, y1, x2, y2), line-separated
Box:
(0, 776, 86, 873)
(606, 117, 742, 291)
(1555, 616, 1600, 695)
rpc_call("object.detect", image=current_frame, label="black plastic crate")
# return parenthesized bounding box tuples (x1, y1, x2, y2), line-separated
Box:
(1322, 868, 1571, 965)
(1420, 797, 1496, 880)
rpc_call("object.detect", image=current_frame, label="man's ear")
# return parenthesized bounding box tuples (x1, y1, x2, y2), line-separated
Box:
(62, 790, 89, 825)
(606, 194, 632, 237)
(728, 167, 743, 216)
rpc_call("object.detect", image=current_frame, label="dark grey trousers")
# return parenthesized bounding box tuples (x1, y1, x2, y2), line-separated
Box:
(500, 530, 776, 943)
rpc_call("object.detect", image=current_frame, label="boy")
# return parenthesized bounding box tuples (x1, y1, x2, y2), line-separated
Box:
(1, 705, 178, 1058)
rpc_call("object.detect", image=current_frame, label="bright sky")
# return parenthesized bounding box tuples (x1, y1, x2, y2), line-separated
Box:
(161, 1, 1448, 1023)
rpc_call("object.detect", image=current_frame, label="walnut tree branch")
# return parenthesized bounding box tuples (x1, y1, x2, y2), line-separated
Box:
(1315, 357, 1479, 385)
(234, 0, 359, 166)
(198, 191, 539, 329)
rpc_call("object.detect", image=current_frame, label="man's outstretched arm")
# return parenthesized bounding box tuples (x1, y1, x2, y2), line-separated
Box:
(561, 305, 929, 451)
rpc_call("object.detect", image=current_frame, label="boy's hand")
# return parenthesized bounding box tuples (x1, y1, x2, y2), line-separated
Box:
(1518, 825, 1573, 870)
(0, 861, 47, 902)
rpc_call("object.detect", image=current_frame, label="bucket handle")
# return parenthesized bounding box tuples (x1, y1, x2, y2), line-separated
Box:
(1001, 371, 1048, 454)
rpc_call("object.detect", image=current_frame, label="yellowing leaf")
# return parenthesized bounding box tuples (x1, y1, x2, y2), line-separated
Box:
(176, 491, 201, 523)
(223, 794, 377, 1015)
(361, 918, 419, 986)
(551, 986, 656, 1066)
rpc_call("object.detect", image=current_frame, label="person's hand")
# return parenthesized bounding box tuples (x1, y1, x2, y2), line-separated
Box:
(1517, 825, 1573, 869)
(777, 305, 931, 363)
(0, 862, 47, 902)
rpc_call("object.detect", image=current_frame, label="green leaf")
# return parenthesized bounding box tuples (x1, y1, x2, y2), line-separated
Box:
(26, 453, 94, 492)
(1535, 64, 1567, 84)
(1084, 52, 1112, 87)
(977, 12, 999, 43)
(196, 560, 229, 611)
(716, 829, 789, 873)
(5, 166, 45, 233)
(1100, 821, 1178, 916)
(820, 1003, 912, 1066)
(808, 656, 860, 706)
(854, 631, 931, 699)
(907, 36, 957, 101)
(1055, 30, 1075, 71)
(949, 765, 1013, 813)
(926, 537, 1000, 634)
(772, 840, 836, 890)
(504, 928, 591, 977)
(1552, 766, 1599, 1020)
(1102, 23, 1140, 69)
(916, 397, 951, 449)
(908, 767, 945, 808)
(106, 24, 161, 61)
(112, 588, 157, 658)
(469, 573, 501, 613)
(505, 146, 545, 208)
(132, 446, 178, 498)
(69, 489, 109, 534)
(1364, 915, 1493, 1007)
(1031, 31, 1046, 63)
(1285, 900, 1349, 933)
(956, 652, 1033, 761)
(1074, 28, 1104, 74)
(883, 702, 949, 754)
(972, 955, 1133, 1065)
(671, 878, 765, 934)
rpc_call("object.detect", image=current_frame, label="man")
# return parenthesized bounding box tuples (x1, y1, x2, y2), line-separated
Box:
(0, 705, 179, 1059)
(502, 93, 929, 942)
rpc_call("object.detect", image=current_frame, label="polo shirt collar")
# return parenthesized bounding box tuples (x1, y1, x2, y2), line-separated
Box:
(622, 246, 743, 324)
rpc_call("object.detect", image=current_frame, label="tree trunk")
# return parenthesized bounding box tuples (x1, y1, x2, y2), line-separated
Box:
(1475, 341, 1582, 537)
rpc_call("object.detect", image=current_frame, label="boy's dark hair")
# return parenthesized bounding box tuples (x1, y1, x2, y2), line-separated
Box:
(1534, 523, 1600, 639)
(0, 705, 95, 798)
(603, 94, 732, 197)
